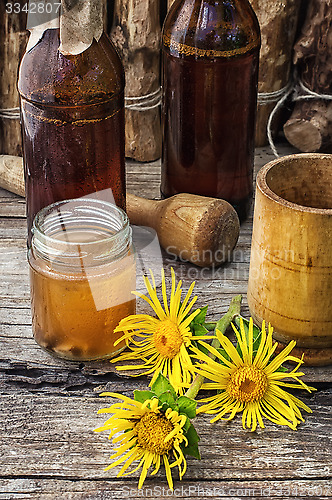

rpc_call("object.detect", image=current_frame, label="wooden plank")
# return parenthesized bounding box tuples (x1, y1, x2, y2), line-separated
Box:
(0, 478, 331, 499)
(0, 390, 330, 482)
(0, 193, 25, 217)
(0, 142, 331, 496)
(0, 321, 330, 384)
(0, 219, 26, 239)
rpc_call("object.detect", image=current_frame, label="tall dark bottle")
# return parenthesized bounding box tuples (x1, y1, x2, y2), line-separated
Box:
(18, 28, 125, 241)
(161, 0, 260, 221)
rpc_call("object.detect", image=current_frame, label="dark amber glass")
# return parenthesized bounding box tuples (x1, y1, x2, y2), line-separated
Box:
(161, 0, 260, 221)
(18, 29, 125, 241)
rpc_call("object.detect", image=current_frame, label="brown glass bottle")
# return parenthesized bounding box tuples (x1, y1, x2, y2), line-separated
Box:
(161, 0, 260, 221)
(18, 29, 125, 242)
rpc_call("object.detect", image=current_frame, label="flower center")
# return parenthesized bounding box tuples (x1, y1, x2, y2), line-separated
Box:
(134, 412, 174, 455)
(153, 319, 183, 359)
(227, 365, 268, 403)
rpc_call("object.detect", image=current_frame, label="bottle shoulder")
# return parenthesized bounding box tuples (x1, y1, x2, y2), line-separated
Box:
(18, 30, 125, 105)
(162, 0, 260, 58)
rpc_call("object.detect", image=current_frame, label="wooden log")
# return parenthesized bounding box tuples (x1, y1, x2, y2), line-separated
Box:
(283, 0, 332, 152)
(111, 0, 162, 162)
(284, 100, 332, 152)
(102, 0, 108, 31)
(250, 0, 301, 147)
(0, 2, 28, 156)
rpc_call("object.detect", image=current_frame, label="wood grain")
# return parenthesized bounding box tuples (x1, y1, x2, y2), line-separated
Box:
(0, 390, 330, 480)
(0, 146, 331, 498)
(1, 479, 330, 499)
(249, 0, 301, 146)
(111, 0, 162, 161)
(0, 3, 28, 156)
(283, 0, 332, 152)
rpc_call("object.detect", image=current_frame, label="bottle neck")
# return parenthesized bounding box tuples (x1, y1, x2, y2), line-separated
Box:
(26, 0, 104, 55)
(163, 0, 260, 58)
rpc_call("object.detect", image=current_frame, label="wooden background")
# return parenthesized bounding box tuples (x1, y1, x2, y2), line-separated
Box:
(1, 144, 331, 499)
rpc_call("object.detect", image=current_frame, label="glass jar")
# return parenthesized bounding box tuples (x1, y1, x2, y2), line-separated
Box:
(28, 198, 136, 361)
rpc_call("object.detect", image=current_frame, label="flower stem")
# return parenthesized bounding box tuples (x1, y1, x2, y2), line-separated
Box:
(185, 294, 242, 400)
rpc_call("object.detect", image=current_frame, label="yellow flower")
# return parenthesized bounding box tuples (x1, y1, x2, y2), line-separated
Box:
(95, 393, 188, 489)
(112, 268, 213, 394)
(194, 318, 315, 431)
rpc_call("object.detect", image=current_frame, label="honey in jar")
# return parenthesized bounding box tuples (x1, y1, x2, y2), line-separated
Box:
(28, 198, 136, 361)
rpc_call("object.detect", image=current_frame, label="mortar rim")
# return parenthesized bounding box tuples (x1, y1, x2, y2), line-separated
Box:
(256, 153, 332, 215)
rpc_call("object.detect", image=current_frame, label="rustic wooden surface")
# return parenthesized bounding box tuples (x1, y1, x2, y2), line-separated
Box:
(0, 145, 331, 499)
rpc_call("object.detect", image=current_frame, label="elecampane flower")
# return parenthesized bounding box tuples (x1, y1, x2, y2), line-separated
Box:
(194, 318, 315, 431)
(95, 393, 188, 489)
(112, 268, 213, 394)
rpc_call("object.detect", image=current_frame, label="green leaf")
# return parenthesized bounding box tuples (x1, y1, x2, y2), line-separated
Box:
(204, 322, 216, 331)
(183, 416, 191, 432)
(177, 396, 197, 419)
(188, 305, 210, 336)
(158, 391, 177, 411)
(182, 441, 201, 460)
(192, 324, 209, 337)
(182, 422, 201, 460)
(276, 365, 288, 373)
(133, 390, 155, 403)
(185, 421, 200, 444)
(216, 347, 230, 363)
(150, 372, 177, 399)
(193, 305, 208, 325)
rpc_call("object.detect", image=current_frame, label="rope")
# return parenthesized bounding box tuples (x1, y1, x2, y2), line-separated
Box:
(295, 79, 332, 101)
(125, 87, 162, 111)
(0, 107, 20, 120)
(266, 82, 294, 157)
(258, 82, 293, 105)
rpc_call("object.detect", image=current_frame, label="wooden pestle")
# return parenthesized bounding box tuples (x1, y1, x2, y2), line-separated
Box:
(127, 193, 239, 267)
(0, 155, 240, 267)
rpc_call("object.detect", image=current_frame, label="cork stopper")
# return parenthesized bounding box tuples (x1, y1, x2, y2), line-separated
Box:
(26, 0, 103, 55)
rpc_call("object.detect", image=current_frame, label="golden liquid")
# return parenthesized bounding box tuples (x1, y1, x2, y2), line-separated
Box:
(29, 252, 136, 361)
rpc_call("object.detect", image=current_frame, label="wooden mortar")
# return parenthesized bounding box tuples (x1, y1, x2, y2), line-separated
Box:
(248, 153, 332, 365)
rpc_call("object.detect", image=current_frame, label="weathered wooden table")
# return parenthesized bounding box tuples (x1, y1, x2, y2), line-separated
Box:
(1, 146, 331, 499)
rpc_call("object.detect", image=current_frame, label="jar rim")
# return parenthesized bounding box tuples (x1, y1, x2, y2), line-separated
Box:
(31, 198, 131, 266)
(33, 198, 129, 243)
